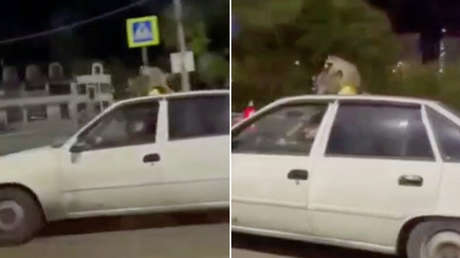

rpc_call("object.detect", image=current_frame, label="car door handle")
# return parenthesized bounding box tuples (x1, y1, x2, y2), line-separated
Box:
(288, 169, 309, 181)
(399, 175, 423, 187)
(143, 153, 161, 163)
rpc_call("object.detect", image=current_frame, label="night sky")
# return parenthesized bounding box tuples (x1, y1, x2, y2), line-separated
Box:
(368, 0, 460, 63)
(0, 0, 456, 71)
(0, 0, 228, 74)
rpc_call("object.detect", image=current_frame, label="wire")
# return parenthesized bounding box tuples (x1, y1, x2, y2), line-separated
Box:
(0, 0, 150, 45)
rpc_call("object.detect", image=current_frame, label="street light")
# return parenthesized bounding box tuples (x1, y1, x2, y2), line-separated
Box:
(439, 27, 447, 74)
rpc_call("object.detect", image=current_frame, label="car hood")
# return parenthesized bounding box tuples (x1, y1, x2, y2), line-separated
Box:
(0, 146, 60, 173)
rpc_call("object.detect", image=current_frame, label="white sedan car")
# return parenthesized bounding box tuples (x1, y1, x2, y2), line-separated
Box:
(0, 90, 229, 244)
(232, 95, 460, 258)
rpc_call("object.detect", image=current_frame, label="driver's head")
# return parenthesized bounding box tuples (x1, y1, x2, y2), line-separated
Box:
(126, 120, 146, 136)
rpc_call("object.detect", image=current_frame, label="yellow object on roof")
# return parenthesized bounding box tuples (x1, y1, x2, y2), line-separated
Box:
(338, 85, 358, 95)
(148, 85, 174, 96)
(149, 88, 161, 96)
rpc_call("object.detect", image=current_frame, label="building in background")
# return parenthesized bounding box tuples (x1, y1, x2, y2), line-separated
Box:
(0, 62, 114, 132)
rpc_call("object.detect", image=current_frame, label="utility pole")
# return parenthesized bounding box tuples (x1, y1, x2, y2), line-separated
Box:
(173, 0, 191, 91)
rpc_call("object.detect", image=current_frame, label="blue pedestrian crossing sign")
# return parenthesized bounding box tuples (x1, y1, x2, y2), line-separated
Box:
(126, 16, 160, 48)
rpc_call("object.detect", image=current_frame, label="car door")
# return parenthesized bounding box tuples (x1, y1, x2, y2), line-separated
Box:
(232, 101, 332, 235)
(310, 101, 442, 247)
(425, 105, 460, 216)
(61, 99, 167, 215)
(160, 93, 230, 207)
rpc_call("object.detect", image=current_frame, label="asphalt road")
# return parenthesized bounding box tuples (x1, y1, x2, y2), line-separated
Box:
(0, 210, 229, 258)
(232, 233, 398, 258)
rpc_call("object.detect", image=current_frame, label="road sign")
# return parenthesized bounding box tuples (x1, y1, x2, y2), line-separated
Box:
(170, 51, 195, 74)
(126, 16, 160, 48)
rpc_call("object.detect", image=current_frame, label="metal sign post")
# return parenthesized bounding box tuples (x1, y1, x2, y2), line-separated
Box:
(142, 47, 149, 66)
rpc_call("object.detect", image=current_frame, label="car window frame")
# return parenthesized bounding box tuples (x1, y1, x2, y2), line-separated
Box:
(166, 93, 230, 141)
(323, 100, 437, 162)
(232, 99, 333, 156)
(70, 99, 161, 152)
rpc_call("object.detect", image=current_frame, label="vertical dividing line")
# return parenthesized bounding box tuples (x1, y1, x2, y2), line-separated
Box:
(229, 0, 233, 256)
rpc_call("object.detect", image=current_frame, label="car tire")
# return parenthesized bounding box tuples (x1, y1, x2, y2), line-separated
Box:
(0, 187, 45, 245)
(407, 220, 460, 258)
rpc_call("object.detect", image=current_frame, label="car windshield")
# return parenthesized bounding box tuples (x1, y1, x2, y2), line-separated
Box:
(50, 137, 69, 148)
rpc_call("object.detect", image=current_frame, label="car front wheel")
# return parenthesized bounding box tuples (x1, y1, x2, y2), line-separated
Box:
(407, 221, 460, 258)
(0, 188, 45, 245)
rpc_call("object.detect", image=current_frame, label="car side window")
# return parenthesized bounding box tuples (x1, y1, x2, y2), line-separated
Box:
(168, 95, 229, 140)
(427, 107, 460, 162)
(326, 103, 434, 160)
(232, 104, 328, 155)
(76, 101, 159, 151)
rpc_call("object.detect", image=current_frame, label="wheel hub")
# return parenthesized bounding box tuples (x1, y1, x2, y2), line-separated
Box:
(425, 232, 460, 258)
(0, 201, 24, 232)
(434, 244, 460, 258)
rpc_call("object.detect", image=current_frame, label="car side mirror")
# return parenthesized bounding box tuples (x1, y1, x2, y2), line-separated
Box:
(70, 140, 89, 153)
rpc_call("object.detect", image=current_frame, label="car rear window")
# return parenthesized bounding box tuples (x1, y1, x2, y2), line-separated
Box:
(326, 103, 434, 160)
(168, 95, 229, 140)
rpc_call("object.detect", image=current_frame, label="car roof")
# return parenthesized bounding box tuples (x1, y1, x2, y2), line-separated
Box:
(114, 90, 228, 106)
(232, 95, 447, 130)
(273, 94, 439, 106)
